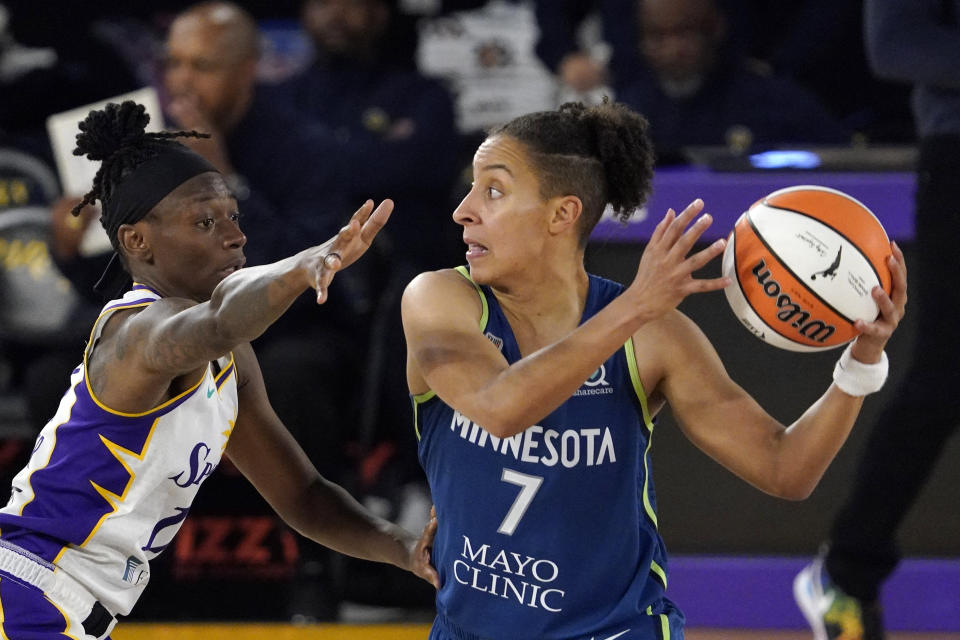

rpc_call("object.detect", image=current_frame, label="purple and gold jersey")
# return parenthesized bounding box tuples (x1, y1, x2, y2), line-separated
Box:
(0, 284, 238, 617)
(415, 267, 684, 640)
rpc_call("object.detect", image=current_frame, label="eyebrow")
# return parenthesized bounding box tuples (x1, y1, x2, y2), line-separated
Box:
(184, 193, 233, 205)
(480, 163, 513, 176)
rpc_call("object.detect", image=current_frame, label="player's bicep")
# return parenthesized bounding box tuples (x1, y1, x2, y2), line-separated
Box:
(401, 272, 509, 412)
(652, 314, 783, 484)
(131, 298, 236, 377)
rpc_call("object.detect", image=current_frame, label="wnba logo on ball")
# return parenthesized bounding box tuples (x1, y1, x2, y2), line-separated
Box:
(751, 259, 836, 343)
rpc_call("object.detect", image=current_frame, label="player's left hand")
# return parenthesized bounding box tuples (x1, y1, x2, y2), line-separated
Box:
(851, 241, 907, 363)
(407, 505, 440, 589)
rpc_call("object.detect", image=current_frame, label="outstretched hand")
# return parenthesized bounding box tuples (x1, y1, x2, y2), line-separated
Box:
(625, 199, 730, 323)
(408, 506, 440, 589)
(851, 241, 908, 363)
(312, 199, 394, 304)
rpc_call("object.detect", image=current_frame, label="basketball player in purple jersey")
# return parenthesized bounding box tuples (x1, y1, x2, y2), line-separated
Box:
(0, 101, 438, 638)
(401, 100, 908, 640)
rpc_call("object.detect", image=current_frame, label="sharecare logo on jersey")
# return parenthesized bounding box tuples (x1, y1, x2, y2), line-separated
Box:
(573, 365, 614, 396)
(454, 535, 564, 612)
(450, 411, 616, 468)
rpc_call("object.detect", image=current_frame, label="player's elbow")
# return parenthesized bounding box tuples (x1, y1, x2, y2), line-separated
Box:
(481, 417, 529, 440)
(456, 395, 533, 439)
(776, 482, 815, 502)
(767, 472, 817, 501)
(466, 409, 529, 440)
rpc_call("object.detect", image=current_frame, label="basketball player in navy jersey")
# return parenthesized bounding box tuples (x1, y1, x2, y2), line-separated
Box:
(0, 101, 438, 639)
(401, 100, 908, 640)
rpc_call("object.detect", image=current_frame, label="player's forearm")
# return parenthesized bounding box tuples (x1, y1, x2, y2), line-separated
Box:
(205, 253, 312, 347)
(773, 387, 865, 499)
(464, 294, 644, 437)
(290, 477, 415, 571)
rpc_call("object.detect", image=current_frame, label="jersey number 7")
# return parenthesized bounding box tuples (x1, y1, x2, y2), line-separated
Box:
(497, 468, 543, 535)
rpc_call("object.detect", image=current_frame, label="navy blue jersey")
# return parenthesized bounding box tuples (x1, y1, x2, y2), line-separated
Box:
(415, 267, 684, 640)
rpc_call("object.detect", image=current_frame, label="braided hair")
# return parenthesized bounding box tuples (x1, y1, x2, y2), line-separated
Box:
(490, 98, 654, 246)
(71, 100, 210, 250)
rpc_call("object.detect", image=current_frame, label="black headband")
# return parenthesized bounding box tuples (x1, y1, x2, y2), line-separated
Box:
(94, 143, 218, 296)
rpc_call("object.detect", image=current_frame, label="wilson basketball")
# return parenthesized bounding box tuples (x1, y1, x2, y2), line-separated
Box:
(721, 185, 892, 352)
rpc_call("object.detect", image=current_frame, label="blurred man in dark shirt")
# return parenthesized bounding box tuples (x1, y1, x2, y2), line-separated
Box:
(163, 1, 349, 269)
(273, 0, 460, 265)
(272, 0, 461, 530)
(617, 0, 851, 163)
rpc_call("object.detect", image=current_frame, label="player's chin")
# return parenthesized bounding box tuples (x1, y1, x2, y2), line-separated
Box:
(464, 262, 492, 286)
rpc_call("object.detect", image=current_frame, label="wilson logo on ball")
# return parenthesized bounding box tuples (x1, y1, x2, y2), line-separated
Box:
(751, 259, 836, 343)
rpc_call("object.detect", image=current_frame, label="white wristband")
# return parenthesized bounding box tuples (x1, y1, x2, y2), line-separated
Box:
(832, 343, 889, 396)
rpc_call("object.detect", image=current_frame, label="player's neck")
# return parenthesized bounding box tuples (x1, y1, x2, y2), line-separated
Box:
(492, 260, 589, 353)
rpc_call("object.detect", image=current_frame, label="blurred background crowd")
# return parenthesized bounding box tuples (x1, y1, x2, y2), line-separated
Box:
(0, 0, 932, 626)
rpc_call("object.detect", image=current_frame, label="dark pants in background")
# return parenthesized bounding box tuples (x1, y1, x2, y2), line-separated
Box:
(826, 134, 960, 601)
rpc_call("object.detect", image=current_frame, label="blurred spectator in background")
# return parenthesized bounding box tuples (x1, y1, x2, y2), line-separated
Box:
(794, 1, 960, 639)
(0, 2, 141, 160)
(275, 0, 460, 261)
(162, 1, 350, 270)
(0, 137, 98, 440)
(734, 0, 914, 143)
(0, 1, 133, 437)
(273, 0, 460, 533)
(532, 0, 636, 100)
(416, 0, 558, 152)
(163, 0, 372, 513)
(617, 0, 851, 164)
(523, 0, 913, 144)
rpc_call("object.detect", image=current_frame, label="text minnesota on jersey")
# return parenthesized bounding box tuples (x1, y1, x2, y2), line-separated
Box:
(447, 407, 620, 613)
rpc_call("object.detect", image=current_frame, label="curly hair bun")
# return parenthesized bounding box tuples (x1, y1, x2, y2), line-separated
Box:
(73, 101, 151, 162)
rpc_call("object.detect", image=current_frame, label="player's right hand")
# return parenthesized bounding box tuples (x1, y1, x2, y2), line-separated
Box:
(625, 198, 730, 323)
(310, 198, 394, 304)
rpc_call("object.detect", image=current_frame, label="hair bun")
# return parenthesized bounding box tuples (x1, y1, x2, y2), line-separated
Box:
(558, 102, 588, 119)
(73, 101, 151, 162)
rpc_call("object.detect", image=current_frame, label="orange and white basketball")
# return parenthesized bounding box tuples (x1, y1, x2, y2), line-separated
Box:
(721, 185, 893, 352)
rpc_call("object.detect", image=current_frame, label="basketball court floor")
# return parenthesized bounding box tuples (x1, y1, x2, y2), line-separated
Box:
(111, 624, 960, 639)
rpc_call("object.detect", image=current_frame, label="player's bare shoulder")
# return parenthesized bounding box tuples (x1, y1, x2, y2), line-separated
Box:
(88, 296, 207, 406)
(401, 268, 483, 325)
(105, 296, 199, 355)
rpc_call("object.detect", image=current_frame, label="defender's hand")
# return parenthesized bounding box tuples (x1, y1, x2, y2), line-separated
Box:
(408, 506, 439, 589)
(311, 199, 394, 303)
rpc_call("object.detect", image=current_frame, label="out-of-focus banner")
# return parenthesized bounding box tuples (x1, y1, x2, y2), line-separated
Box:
(591, 168, 916, 244)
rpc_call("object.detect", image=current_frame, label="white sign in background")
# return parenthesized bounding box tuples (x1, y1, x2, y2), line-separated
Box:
(46, 87, 163, 256)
